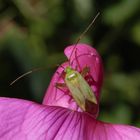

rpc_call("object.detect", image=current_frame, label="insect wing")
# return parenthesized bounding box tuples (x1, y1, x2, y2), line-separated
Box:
(65, 70, 97, 111)
(76, 71, 97, 104)
(65, 73, 86, 111)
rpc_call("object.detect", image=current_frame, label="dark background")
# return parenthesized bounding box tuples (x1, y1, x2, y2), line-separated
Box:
(0, 0, 140, 126)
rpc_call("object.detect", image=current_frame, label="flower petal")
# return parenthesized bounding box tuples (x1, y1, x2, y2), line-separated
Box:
(0, 97, 140, 140)
(104, 123, 140, 140)
(43, 44, 103, 118)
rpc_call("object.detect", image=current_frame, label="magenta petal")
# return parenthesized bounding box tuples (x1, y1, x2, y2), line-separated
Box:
(104, 124, 140, 140)
(0, 98, 140, 140)
(43, 44, 103, 118)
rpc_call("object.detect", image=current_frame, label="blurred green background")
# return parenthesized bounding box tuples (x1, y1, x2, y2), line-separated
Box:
(0, 0, 140, 126)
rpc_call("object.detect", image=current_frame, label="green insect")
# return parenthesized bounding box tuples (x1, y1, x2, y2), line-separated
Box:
(56, 13, 99, 111)
(56, 64, 97, 111)
(65, 66, 97, 111)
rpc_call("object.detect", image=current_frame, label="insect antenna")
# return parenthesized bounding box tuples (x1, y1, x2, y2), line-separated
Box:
(69, 12, 100, 67)
(74, 48, 81, 71)
(10, 67, 48, 86)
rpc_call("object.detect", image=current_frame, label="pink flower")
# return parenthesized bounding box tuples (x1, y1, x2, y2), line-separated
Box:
(43, 44, 103, 118)
(0, 44, 140, 140)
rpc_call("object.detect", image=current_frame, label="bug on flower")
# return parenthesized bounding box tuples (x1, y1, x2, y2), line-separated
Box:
(10, 13, 100, 112)
(65, 66, 97, 111)
(55, 13, 100, 111)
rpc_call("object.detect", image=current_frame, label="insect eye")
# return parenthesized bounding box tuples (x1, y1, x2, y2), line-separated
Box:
(67, 73, 78, 81)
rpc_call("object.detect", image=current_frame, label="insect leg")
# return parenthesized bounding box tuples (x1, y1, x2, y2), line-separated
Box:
(55, 83, 66, 87)
(81, 66, 90, 77)
(55, 83, 67, 93)
(81, 66, 96, 85)
(56, 69, 66, 80)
